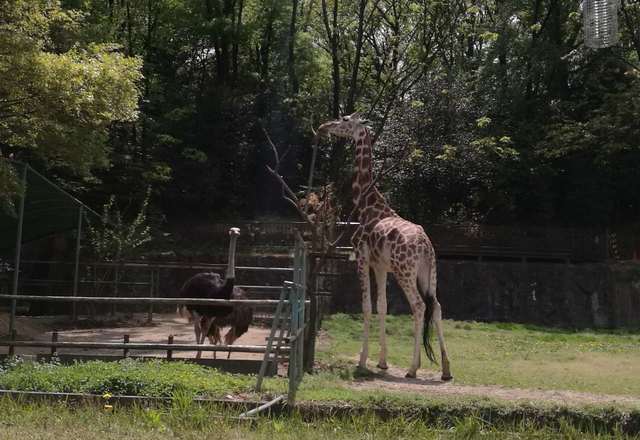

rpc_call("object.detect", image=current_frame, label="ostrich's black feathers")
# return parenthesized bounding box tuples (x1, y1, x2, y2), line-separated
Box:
(179, 272, 233, 317)
(207, 287, 253, 341)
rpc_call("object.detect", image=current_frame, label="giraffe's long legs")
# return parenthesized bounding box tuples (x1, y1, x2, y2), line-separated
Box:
(357, 247, 371, 370)
(433, 299, 453, 380)
(373, 267, 388, 370)
(397, 278, 424, 378)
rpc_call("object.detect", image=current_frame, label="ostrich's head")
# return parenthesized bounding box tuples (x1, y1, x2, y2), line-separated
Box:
(229, 227, 241, 239)
(316, 112, 370, 141)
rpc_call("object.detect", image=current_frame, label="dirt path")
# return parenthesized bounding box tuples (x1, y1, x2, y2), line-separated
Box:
(348, 365, 640, 407)
(0, 313, 271, 360)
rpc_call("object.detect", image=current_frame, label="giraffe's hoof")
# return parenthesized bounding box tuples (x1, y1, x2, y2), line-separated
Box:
(404, 372, 417, 379)
(376, 363, 388, 370)
(441, 374, 454, 382)
(354, 365, 375, 378)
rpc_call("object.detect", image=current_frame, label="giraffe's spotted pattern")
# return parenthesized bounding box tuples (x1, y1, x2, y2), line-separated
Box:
(318, 113, 452, 380)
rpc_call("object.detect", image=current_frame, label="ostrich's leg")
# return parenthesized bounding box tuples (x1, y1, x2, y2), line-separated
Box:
(193, 318, 202, 359)
(198, 317, 214, 359)
(207, 325, 221, 360)
(224, 328, 237, 359)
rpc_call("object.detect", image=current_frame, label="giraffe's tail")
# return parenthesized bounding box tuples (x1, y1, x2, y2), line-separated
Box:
(418, 251, 438, 364)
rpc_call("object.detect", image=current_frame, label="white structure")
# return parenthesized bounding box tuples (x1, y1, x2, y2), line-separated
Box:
(583, 0, 620, 48)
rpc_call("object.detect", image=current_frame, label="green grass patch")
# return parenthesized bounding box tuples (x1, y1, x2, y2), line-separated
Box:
(0, 357, 286, 398)
(318, 314, 640, 396)
(0, 397, 638, 439)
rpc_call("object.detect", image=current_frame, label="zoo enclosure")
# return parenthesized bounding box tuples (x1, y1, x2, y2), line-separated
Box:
(0, 238, 309, 404)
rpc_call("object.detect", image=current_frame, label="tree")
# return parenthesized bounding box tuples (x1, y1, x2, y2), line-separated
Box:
(0, 0, 142, 211)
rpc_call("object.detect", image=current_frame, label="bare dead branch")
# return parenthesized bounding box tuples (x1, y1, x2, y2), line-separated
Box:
(265, 163, 311, 222)
(262, 126, 283, 168)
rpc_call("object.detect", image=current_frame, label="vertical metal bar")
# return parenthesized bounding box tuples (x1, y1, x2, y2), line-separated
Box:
(9, 164, 27, 338)
(111, 266, 119, 316)
(298, 240, 307, 381)
(72, 207, 83, 322)
(256, 285, 287, 392)
(288, 282, 299, 405)
(147, 267, 154, 324)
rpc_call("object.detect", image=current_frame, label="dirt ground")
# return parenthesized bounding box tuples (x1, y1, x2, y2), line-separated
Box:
(347, 364, 640, 407)
(0, 313, 272, 360)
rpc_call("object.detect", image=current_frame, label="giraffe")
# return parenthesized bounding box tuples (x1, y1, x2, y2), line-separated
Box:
(317, 113, 452, 380)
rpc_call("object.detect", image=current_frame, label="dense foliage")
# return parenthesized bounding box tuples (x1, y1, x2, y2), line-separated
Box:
(2, 0, 640, 229)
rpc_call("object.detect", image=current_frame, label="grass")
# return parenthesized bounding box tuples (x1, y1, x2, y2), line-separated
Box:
(0, 397, 637, 440)
(317, 314, 640, 396)
(0, 357, 286, 398)
(1, 316, 639, 437)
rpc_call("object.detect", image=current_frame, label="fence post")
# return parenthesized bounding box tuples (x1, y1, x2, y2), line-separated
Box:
(167, 335, 173, 360)
(51, 331, 58, 357)
(8, 329, 16, 356)
(123, 334, 129, 358)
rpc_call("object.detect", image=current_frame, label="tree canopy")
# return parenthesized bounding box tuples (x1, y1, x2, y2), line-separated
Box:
(0, 0, 141, 212)
(1, 0, 640, 230)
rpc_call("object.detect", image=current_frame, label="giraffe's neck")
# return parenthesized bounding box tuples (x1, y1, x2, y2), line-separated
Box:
(351, 127, 394, 223)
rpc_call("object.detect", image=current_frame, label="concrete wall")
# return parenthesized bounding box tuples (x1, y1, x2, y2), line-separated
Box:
(330, 260, 640, 329)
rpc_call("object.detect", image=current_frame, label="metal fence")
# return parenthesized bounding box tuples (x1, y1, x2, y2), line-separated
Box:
(201, 221, 608, 262)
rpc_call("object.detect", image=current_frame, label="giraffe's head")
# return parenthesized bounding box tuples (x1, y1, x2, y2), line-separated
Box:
(316, 112, 370, 141)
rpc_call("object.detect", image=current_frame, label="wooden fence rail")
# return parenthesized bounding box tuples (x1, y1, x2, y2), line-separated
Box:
(0, 294, 305, 306)
(4, 341, 288, 353)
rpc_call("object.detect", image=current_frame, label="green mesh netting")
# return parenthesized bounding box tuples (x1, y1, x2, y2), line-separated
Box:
(0, 162, 99, 251)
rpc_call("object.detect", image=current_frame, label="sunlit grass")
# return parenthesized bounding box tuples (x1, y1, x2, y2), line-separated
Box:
(317, 314, 640, 396)
(0, 397, 635, 440)
(0, 358, 286, 399)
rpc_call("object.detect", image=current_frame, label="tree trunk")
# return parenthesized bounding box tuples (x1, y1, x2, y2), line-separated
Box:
(232, 0, 245, 83)
(288, 0, 300, 94)
(321, 0, 341, 118)
(345, 0, 366, 114)
(125, 0, 133, 56)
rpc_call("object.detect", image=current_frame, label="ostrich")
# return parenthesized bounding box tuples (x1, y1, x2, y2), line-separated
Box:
(204, 286, 254, 359)
(178, 227, 240, 358)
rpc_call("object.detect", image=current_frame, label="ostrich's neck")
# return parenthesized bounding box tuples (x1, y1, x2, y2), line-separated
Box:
(226, 236, 237, 280)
